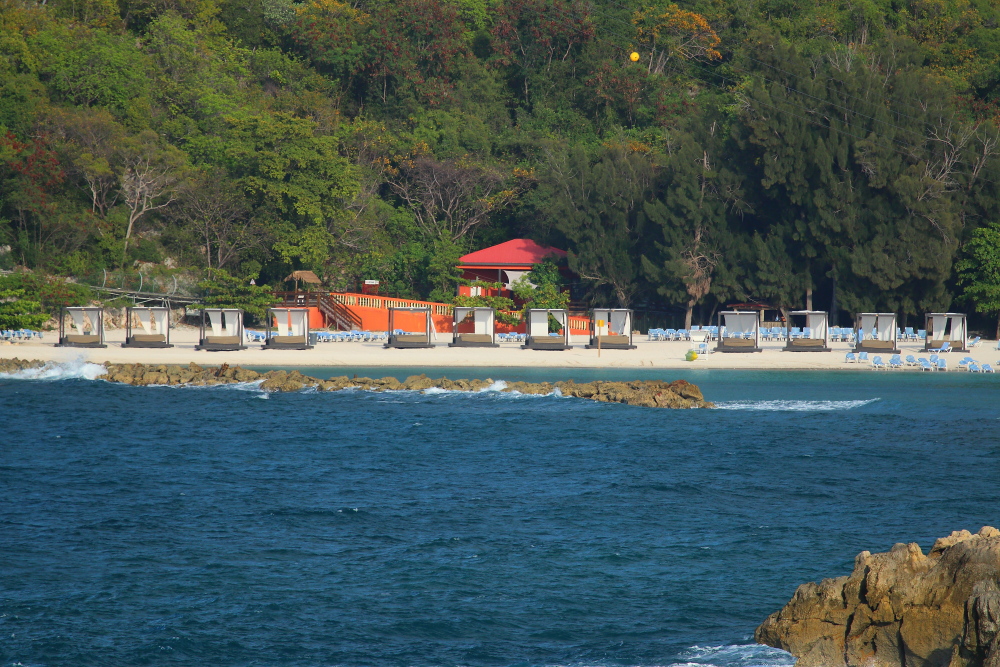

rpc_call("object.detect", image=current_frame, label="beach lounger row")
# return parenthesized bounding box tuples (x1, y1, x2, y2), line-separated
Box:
(2, 329, 44, 341)
(647, 327, 719, 341)
(497, 333, 527, 343)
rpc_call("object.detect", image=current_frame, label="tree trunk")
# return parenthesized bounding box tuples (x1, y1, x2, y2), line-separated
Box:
(995, 311, 999, 340)
(806, 286, 813, 311)
(829, 271, 838, 326)
(684, 300, 694, 330)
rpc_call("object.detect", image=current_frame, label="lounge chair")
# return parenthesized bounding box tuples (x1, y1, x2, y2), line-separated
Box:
(969, 362, 982, 373)
(870, 355, 886, 369)
(969, 336, 981, 348)
(905, 355, 918, 366)
(845, 352, 857, 363)
(858, 351, 869, 363)
(918, 358, 934, 371)
(982, 363, 995, 373)
(936, 358, 948, 371)
(888, 355, 903, 369)
(927, 341, 951, 353)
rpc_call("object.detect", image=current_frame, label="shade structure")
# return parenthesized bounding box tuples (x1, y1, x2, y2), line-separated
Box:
(196, 308, 246, 351)
(521, 309, 572, 350)
(924, 313, 967, 352)
(784, 311, 830, 352)
(385, 307, 434, 348)
(263, 308, 313, 349)
(449, 307, 498, 347)
(855, 313, 899, 354)
(56, 307, 106, 348)
(122, 307, 173, 348)
(586, 309, 635, 349)
(716, 311, 761, 352)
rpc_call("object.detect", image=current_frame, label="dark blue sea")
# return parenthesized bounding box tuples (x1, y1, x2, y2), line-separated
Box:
(2, 361, 998, 667)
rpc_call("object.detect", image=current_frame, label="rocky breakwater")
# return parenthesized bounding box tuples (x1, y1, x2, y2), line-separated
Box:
(95, 362, 713, 408)
(756, 526, 1000, 667)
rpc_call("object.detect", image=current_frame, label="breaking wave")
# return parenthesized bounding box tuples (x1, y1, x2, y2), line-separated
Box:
(714, 398, 880, 411)
(0, 359, 105, 381)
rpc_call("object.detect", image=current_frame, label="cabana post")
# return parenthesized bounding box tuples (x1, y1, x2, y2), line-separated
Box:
(55, 306, 106, 347)
(385, 307, 434, 348)
(586, 309, 636, 349)
(716, 311, 761, 352)
(924, 313, 967, 352)
(449, 307, 498, 347)
(521, 309, 572, 350)
(196, 308, 247, 351)
(263, 307, 313, 349)
(784, 310, 831, 352)
(854, 313, 900, 354)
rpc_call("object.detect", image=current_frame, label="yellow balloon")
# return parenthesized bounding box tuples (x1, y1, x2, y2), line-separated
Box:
(629, 51, 640, 62)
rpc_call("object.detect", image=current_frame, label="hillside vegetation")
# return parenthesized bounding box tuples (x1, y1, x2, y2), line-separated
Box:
(3, 0, 1000, 329)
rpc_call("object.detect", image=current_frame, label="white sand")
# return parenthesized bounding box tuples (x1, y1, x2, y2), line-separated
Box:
(2, 327, 994, 370)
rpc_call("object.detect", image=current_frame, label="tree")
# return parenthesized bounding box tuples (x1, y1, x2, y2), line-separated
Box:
(956, 222, 1000, 338)
(197, 269, 275, 323)
(540, 142, 652, 307)
(0, 287, 47, 329)
(172, 170, 268, 271)
(632, 2, 721, 74)
(389, 150, 525, 242)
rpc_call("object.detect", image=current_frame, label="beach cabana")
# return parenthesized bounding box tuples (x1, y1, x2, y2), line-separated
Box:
(924, 313, 967, 352)
(196, 308, 246, 351)
(385, 307, 434, 348)
(784, 311, 830, 352)
(521, 309, 572, 350)
(586, 308, 636, 349)
(122, 307, 173, 348)
(716, 311, 761, 352)
(55, 306, 106, 347)
(854, 313, 899, 354)
(264, 308, 313, 349)
(449, 307, 498, 347)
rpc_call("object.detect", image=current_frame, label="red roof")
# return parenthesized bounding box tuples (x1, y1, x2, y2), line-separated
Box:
(458, 239, 566, 269)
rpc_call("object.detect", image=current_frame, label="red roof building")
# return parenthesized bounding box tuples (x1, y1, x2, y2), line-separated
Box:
(457, 239, 567, 288)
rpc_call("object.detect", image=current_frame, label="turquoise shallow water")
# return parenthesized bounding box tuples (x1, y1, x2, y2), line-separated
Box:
(1, 362, 998, 666)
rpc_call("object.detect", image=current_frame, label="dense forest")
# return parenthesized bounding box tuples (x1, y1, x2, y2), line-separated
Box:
(3, 0, 1000, 330)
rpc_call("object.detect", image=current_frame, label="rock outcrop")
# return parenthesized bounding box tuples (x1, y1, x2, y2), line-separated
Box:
(94, 363, 712, 408)
(756, 526, 1000, 667)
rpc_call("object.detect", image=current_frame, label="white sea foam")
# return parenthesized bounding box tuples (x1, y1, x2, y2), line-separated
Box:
(0, 358, 105, 381)
(714, 398, 880, 411)
(479, 380, 508, 392)
(664, 643, 795, 667)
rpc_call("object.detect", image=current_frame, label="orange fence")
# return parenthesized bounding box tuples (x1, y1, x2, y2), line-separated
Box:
(273, 291, 592, 334)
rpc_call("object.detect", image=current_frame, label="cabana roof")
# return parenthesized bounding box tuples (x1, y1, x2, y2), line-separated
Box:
(457, 239, 566, 269)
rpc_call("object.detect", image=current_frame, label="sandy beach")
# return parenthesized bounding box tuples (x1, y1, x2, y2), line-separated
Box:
(2, 326, 994, 370)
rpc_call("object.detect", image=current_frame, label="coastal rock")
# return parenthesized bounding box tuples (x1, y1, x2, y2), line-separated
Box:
(756, 526, 1000, 667)
(0, 357, 46, 374)
(85, 363, 715, 408)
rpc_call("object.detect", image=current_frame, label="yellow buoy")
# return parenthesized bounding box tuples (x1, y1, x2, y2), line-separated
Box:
(629, 51, 640, 62)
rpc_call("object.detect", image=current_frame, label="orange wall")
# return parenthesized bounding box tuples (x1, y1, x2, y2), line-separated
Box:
(347, 305, 452, 333)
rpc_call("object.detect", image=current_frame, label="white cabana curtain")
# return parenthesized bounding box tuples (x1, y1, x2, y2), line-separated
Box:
(724, 312, 757, 337)
(208, 309, 222, 336)
(951, 316, 966, 344)
(931, 315, 946, 340)
(69, 308, 87, 333)
(473, 309, 490, 334)
(610, 310, 629, 335)
(876, 315, 895, 342)
(224, 310, 240, 336)
(152, 309, 169, 335)
(593, 309, 609, 335)
(132, 308, 152, 334)
(274, 310, 289, 336)
(289, 310, 307, 336)
(860, 314, 877, 341)
(806, 313, 828, 340)
(528, 310, 549, 337)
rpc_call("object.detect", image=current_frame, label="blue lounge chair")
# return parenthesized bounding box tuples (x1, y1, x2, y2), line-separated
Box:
(871, 355, 886, 370)
(918, 358, 934, 371)
(927, 341, 951, 353)
(969, 336, 981, 348)
(888, 355, 903, 369)
(858, 351, 869, 363)
(936, 358, 948, 371)
(845, 352, 857, 363)
(969, 362, 982, 373)
(905, 355, 918, 366)
(982, 363, 995, 373)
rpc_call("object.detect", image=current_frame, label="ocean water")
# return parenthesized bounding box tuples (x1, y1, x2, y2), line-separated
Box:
(2, 361, 998, 667)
